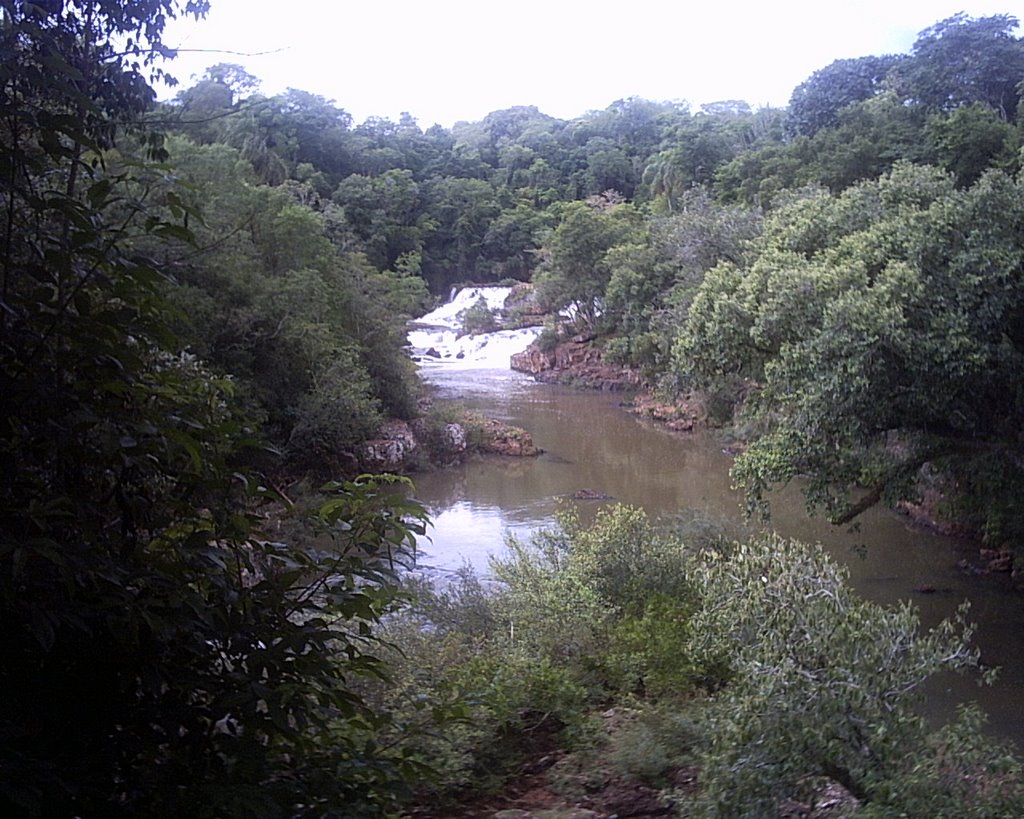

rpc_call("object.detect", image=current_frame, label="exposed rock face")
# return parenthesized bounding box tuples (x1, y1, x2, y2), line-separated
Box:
(360, 416, 537, 472)
(630, 392, 702, 431)
(511, 340, 641, 392)
(511, 340, 707, 432)
(478, 418, 540, 457)
(980, 547, 1014, 573)
(361, 420, 417, 472)
(443, 422, 467, 453)
(409, 417, 470, 466)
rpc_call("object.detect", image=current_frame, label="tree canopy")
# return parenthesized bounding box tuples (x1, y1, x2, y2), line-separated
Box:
(677, 163, 1024, 542)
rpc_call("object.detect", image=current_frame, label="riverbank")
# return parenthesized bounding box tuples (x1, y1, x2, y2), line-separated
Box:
(508, 335, 1024, 589)
(359, 403, 542, 474)
(509, 338, 706, 430)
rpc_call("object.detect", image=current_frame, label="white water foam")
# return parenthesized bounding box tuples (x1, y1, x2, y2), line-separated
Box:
(408, 286, 542, 370)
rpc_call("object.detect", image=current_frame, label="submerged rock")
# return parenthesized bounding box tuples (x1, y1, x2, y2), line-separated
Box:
(571, 488, 613, 500)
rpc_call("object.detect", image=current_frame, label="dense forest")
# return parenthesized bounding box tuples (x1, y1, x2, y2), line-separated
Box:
(2, 0, 1024, 815)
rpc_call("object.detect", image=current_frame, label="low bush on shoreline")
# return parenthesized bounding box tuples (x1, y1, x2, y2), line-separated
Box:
(364, 505, 1024, 815)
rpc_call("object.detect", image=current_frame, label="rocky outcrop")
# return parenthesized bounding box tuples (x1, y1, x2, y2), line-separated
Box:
(478, 418, 540, 457)
(502, 282, 546, 327)
(442, 422, 467, 454)
(361, 420, 418, 472)
(630, 392, 703, 432)
(899, 489, 1020, 585)
(511, 340, 642, 392)
(511, 340, 707, 431)
(360, 415, 537, 472)
(980, 547, 1014, 573)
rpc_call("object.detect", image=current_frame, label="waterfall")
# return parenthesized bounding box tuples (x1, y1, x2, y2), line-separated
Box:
(407, 285, 541, 369)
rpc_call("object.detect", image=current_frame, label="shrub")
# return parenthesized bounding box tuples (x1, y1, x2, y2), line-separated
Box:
(457, 296, 500, 336)
(535, 316, 565, 352)
(860, 704, 1024, 817)
(609, 707, 701, 785)
(370, 573, 589, 801)
(682, 534, 995, 816)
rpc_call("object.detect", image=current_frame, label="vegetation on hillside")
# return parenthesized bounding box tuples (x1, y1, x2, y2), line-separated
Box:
(3, 0, 1024, 814)
(0, 2, 430, 815)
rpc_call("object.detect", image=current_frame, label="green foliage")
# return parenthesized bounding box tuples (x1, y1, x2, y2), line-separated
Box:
(606, 593, 700, 697)
(457, 295, 500, 336)
(491, 519, 614, 670)
(678, 164, 1024, 540)
(713, 138, 816, 206)
(717, 93, 931, 203)
(14, 6, 1024, 812)
(786, 55, 902, 137)
(805, 92, 933, 190)
(373, 507, 1019, 814)
(604, 188, 762, 369)
(925, 102, 1020, 186)
(420, 175, 503, 288)
(332, 168, 426, 270)
(859, 704, 1024, 817)
(681, 535, 998, 817)
(367, 572, 590, 801)
(717, 15, 1024, 207)
(535, 315, 566, 352)
(360, 506, 704, 803)
(643, 150, 691, 213)
(155, 137, 421, 472)
(153, 10, 1024, 308)
(286, 345, 383, 471)
(533, 198, 643, 330)
(893, 13, 1024, 120)
(609, 707, 701, 784)
(554, 505, 692, 616)
(489, 505, 703, 698)
(0, 4, 438, 815)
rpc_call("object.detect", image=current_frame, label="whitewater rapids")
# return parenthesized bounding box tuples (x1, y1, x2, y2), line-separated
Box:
(407, 286, 542, 370)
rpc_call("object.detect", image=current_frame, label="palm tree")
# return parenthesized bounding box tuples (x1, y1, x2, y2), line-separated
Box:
(642, 150, 688, 213)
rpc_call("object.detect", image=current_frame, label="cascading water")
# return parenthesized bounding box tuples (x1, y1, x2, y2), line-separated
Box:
(407, 285, 542, 370)
(406, 285, 550, 574)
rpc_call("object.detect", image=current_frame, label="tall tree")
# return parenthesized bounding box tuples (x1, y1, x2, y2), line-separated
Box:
(925, 102, 1021, 187)
(533, 197, 642, 331)
(642, 149, 690, 212)
(677, 164, 1024, 545)
(786, 55, 901, 137)
(894, 13, 1024, 120)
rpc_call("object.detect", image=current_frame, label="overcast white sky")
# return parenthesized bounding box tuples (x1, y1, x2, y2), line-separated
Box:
(160, 1, 1024, 128)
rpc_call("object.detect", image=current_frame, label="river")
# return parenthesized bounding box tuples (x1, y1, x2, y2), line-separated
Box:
(407, 287, 1024, 748)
